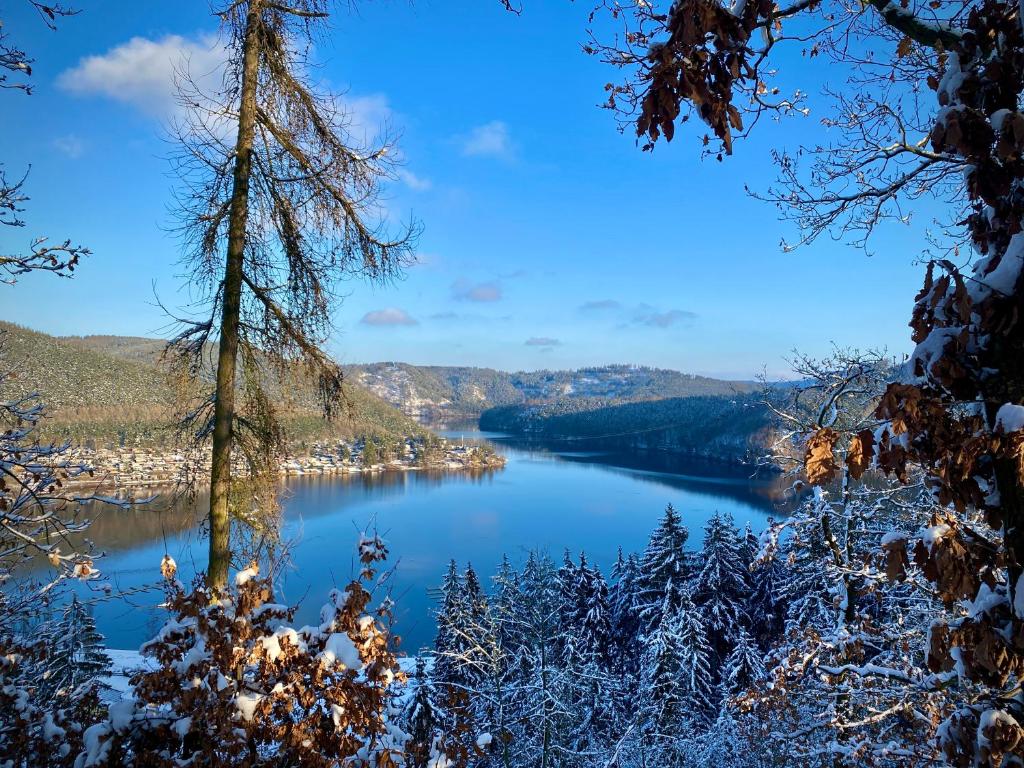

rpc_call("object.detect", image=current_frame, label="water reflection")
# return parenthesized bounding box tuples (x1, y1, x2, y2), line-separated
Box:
(17, 432, 784, 652)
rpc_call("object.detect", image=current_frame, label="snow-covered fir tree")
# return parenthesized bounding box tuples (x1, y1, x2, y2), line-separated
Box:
(491, 555, 523, 664)
(574, 554, 612, 667)
(42, 596, 111, 702)
(638, 504, 689, 633)
(746, 523, 788, 647)
(675, 589, 717, 726)
(487, 555, 525, 768)
(513, 551, 567, 768)
(403, 657, 440, 768)
(741, 522, 759, 576)
(432, 559, 470, 708)
(687, 705, 770, 768)
(638, 593, 687, 757)
(690, 511, 750, 663)
(721, 626, 765, 697)
(557, 549, 581, 639)
(461, 562, 491, 687)
(776, 499, 839, 639)
(569, 649, 617, 765)
(608, 548, 643, 680)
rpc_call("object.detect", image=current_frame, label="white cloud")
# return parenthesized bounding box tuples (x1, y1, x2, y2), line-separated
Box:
(460, 120, 513, 159)
(398, 169, 432, 191)
(452, 279, 502, 302)
(342, 93, 395, 145)
(53, 134, 85, 158)
(360, 308, 419, 327)
(57, 34, 228, 118)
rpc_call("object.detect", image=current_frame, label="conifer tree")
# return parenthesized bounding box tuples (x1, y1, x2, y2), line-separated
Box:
(462, 562, 490, 687)
(554, 619, 589, 768)
(741, 522, 759, 575)
(453, 561, 518, 768)
(638, 504, 689, 632)
(168, 0, 418, 589)
(569, 651, 617, 767)
(690, 512, 750, 662)
(747, 526, 788, 647)
(721, 626, 766, 697)
(403, 657, 439, 768)
(516, 551, 565, 768)
(463, 563, 487, 620)
(639, 595, 687, 764)
(778, 512, 836, 637)
(609, 548, 643, 679)
(740, 520, 760, 597)
(432, 559, 468, 706)
(572, 554, 613, 667)
(641, 602, 685, 732)
(557, 549, 581, 637)
(43, 596, 111, 702)
(676, 590, 717, 726)
(486, 555, 524, 768)
(491, 555, 523, 663)
(689, 706, 765, 768)
(361, 438, 380, 467)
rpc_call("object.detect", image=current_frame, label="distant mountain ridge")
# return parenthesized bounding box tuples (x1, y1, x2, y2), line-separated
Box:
(345, 362, 760, 423)
(0, 322, 768, 459)
(0, 322, 426, 446)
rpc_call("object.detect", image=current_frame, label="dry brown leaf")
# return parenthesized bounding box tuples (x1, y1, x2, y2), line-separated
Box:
(881, 534, 909, 581)
(805, 428, 839, 485)
(161, 553, 177, 580)
(847, 428, 876, 480)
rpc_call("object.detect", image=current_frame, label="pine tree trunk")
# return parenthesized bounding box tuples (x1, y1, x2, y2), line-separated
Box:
(208, 0, 262, 591)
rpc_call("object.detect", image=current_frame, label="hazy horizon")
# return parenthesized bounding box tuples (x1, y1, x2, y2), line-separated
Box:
(1, 317, 782, 381)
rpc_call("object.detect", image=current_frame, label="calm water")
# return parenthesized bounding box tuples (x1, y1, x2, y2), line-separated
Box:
(42, 432, 783, 653)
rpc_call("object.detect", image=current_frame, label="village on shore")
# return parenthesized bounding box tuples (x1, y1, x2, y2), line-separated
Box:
(69, 436, 506, 489)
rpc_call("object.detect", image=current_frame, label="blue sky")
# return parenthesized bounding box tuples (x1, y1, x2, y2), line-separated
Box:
(2, 1, 936, 378)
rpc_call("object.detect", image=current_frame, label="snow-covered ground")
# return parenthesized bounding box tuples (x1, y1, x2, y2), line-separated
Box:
(101, 649, 154, 703)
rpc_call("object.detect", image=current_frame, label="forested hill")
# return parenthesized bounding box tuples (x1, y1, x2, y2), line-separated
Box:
(3, 321, 768, 458)
(0, 322, 426, 446)
(480, 394, 771, 465)
(345, 362, 760, 422)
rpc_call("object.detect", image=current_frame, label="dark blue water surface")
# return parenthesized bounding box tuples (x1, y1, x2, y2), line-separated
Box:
(52, 432, 783, 653)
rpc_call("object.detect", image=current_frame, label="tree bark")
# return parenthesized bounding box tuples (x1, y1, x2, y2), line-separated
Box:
(866, 0, 961, 49)
(208, 0, 262, 591)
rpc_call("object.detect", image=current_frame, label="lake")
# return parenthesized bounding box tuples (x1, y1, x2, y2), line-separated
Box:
(49, 432, 784, 653)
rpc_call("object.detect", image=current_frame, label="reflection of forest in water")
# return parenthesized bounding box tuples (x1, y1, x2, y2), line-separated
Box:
(278, 465, 506, 523)
(456, 431, 789, 512)
(21, 466, 508, 575)
(20, 435, 785, 586)
(79, 492, 206, 555)
(14, 433, 790, 650)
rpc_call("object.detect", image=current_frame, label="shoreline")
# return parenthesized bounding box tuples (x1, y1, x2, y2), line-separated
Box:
(67, 438, 507, 490)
